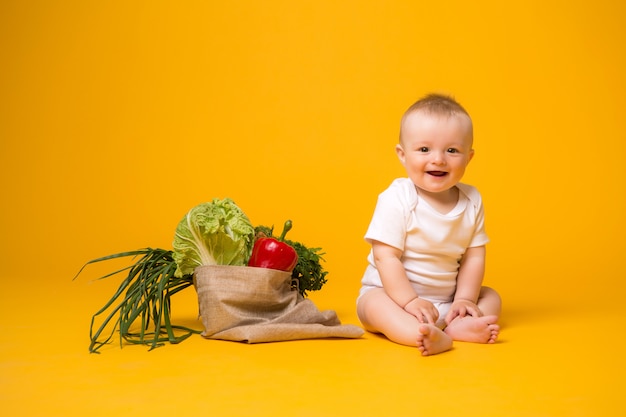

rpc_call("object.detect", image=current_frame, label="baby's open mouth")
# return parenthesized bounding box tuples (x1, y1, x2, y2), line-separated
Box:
(427, 171, 448, 177)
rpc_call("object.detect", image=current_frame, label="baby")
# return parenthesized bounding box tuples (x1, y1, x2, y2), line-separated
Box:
(357, 93, 501, 356)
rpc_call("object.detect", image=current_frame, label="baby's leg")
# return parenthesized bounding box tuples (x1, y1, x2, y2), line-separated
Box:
(357, 288, 452, 356)
(444, 286, 501, 344)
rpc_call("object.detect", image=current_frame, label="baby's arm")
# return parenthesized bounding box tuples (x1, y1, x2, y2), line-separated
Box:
(445, 245, 486, 324)
(371, 240, 439, 324)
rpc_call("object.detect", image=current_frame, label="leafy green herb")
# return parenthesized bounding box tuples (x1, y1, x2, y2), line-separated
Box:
(255, 224, 328, 297)
(73, 248, 201, 353)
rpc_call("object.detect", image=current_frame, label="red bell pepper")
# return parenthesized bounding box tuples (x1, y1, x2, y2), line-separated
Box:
(248, 220, 298, 272)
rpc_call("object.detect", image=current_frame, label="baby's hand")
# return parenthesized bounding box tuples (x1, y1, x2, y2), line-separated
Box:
(445, 299, 482, 325)
(404, 297, 439, 325)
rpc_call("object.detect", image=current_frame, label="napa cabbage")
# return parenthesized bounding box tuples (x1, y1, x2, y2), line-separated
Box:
(172, 198, 255, 277)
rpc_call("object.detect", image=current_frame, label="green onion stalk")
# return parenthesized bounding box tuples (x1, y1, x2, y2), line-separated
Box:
(73, 248, 201, 353)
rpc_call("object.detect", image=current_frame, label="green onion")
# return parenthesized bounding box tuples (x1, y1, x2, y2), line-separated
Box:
(73, 248, 201, 353)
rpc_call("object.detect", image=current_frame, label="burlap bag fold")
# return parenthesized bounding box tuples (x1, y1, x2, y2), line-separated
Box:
(193, 265, 364, 343)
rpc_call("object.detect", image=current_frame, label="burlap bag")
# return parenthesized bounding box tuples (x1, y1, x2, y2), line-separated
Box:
(193, 265, 364, 343)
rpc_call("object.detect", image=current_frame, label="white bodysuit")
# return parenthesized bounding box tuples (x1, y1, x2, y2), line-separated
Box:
(359, 178, 489, 324)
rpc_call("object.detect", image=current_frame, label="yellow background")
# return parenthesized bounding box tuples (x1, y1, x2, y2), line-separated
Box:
(1, 1, 625, 416)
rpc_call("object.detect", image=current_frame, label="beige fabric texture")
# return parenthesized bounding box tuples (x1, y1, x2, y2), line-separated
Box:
(193, 265, 364, 343)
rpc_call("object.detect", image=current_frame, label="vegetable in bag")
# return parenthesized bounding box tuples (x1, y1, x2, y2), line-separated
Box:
(248, 220, 298, 272)
(172, 198, 255, 277)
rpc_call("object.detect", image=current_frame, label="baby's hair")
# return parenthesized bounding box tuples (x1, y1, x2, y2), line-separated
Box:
(400, 93, 473, 141)
(403, 93, 470, 119)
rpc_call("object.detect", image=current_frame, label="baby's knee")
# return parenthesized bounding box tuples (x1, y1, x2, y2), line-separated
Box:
(480, 286, 500, 299)
(479, 286, 502, 315)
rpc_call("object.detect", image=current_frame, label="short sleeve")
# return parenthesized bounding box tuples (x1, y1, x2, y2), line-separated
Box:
(458, 183, 490, 248)
(364, 179, 414, 251)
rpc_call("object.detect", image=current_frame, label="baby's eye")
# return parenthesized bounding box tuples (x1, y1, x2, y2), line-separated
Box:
(418, 147, 429, 152)
(447, 148, 459, 154)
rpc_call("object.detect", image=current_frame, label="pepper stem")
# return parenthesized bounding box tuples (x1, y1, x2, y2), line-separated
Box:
(278, 220, 293, 241)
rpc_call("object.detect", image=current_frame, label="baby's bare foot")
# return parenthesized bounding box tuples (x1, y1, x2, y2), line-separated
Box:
(416, 324, 453, 356)
(445, 315, 499, 344)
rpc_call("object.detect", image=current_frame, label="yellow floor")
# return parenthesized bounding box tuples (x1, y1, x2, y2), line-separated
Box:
(1, 272, 624, 417)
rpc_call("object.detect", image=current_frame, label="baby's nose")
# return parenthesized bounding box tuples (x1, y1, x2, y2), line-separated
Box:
(432, 151, 446, 164)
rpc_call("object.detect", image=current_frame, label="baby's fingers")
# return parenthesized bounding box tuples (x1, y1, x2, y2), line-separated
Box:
(418, 308, 438, 324)
(466, 305, 483, 317)
(417, 312, 432, 324)
(445, 304, 470, 324)
(444, 309, 460, 324)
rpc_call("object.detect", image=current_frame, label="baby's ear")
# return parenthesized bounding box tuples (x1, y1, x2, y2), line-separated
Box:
(395, 144, 406, 164)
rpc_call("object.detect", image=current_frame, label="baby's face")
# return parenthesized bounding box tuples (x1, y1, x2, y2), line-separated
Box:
(397, 110, 474, 196)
